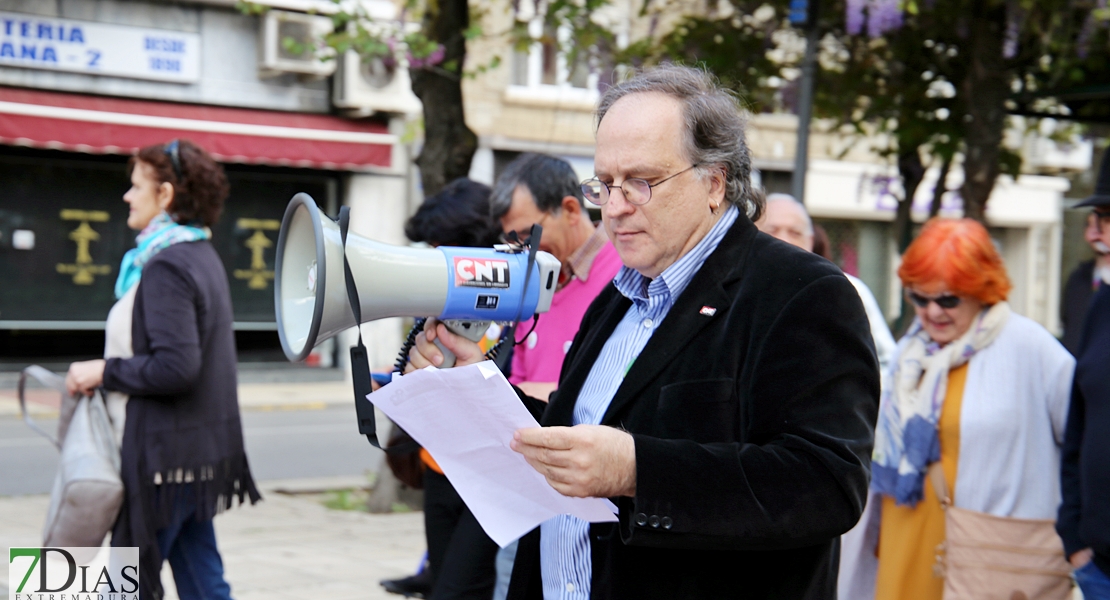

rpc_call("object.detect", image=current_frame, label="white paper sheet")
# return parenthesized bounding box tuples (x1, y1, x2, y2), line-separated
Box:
(369, 361, 618, 547)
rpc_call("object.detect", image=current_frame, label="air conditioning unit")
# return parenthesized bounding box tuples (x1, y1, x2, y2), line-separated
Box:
(333, 49, 422, 116)
(259, 10, 336, 78)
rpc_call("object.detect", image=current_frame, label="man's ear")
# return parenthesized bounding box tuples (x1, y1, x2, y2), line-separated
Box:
(157, 181, 175, 212)
(708, 167, 727, 206)
(561, 196, 583, 221)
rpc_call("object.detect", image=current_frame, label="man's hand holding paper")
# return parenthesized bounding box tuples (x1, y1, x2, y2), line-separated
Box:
(511, 425, 637, 498)
(368, 361, 617, 547)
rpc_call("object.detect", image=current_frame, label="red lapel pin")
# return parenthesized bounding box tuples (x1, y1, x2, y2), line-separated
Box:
(700, 306, 717, 316)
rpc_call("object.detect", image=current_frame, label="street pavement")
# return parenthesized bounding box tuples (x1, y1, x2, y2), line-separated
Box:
(0, 376, 427, 600)
(0, 479, 426, 600)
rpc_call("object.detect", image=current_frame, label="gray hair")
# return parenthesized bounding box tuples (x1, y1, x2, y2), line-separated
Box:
(765, 193, 813, 235)
(490, 153, 585, 221)
(596, 65, 763, 221)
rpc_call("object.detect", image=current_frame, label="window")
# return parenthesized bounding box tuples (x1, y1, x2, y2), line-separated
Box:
(507, 18, 598, 106)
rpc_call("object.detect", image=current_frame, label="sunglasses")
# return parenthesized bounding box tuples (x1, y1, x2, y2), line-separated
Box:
(163, 139, 183, 181)
(907, 291, 962, 310)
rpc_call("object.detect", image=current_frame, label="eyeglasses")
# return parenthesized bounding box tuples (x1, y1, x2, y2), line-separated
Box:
(580, 164, 699, 207)
(163, 139, 182, 181)
(907, 290, 962, 310)
(500, 213, 549, 246)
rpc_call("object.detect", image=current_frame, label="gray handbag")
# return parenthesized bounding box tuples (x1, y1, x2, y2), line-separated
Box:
(19, 365, 124, 548)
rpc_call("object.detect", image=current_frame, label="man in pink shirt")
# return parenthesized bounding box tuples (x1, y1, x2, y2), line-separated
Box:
(491, 153, 623, 401)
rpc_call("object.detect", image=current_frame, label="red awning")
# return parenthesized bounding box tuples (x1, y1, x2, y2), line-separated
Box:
(0, 87, 393, 170)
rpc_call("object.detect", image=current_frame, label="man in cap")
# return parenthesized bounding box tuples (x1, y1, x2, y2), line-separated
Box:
(1062, 150, 1110, 355)
(1059, 150, 1110, 600)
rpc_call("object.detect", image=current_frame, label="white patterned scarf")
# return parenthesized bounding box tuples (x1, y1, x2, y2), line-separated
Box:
(871, 301, 1011, 506)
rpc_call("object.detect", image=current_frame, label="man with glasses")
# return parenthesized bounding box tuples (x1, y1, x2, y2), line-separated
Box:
(491, 153, 622, 402)
(1062, 150, 1110, 355)
(408, 65, 878, 599)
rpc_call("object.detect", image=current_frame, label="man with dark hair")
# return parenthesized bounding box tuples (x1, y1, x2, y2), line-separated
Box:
(409, 66, 878, 599)
(490, 153, 622, 400)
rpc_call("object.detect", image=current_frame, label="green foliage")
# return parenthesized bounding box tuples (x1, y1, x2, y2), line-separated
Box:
(281, 35, 310, 59)
(554, 0, 1109, 212)
(636, 8, 785, 113)
(322, 488, 368, 511)
(235, 1, 268, 16)
(541, 0, 619, 76)
(237, 0, 449, 71)
(999, 147, 1023, 179)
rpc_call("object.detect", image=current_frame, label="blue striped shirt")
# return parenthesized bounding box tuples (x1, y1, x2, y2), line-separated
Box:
(538, 205, 739, 599)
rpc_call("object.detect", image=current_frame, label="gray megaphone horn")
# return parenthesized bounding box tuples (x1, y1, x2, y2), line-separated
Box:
(274, 193, 561, 364)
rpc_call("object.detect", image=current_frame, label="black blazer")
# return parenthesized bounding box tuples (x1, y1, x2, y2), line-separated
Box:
(1062, 259, 1096, 356)
(1058, 285, 1110, 576)
(508, 216, 879, 600)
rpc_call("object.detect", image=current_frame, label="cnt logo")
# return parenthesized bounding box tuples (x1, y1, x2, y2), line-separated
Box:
(454, 257, 510, 289)
(9, 547, 139, 600)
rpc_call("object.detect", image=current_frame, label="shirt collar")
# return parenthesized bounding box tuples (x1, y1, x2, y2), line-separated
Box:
(564, 222, 609, 283)
(613, 204, 739, 305)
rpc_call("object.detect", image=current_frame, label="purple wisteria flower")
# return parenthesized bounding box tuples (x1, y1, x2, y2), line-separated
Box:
(846, 0, 902, 37)
(846, 0, 866, 35)
(1077, 0, 1109, 59)
(407, 44, 446, 69)
(867, 0, 903, 38)
(1002, 0, 1027, 59)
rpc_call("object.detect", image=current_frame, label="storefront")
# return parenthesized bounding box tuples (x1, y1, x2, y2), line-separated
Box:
(0, 78, 403, 367)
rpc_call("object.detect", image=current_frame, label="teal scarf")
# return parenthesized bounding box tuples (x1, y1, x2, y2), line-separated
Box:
(114, 212, 210, 299)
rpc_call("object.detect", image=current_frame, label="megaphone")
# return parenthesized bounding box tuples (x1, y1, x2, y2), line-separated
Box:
(274, 193, 561, 363)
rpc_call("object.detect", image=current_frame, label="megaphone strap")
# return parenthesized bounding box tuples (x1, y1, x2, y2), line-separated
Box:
(338, 206, 390, 451)
(513, 223, 542, 324)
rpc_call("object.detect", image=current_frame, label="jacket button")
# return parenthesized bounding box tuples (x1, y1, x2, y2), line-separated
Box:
(635, 513, 647, 526)
(661, 516, 673, 530)
(648, 515, 660, 528)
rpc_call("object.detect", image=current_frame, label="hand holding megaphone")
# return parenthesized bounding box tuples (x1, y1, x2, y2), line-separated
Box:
(406, 318, 486, 371)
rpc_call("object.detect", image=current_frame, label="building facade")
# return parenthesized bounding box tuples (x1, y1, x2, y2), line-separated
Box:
(0, 0, 418, 368)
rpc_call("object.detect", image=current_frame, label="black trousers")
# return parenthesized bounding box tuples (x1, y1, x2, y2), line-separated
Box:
(424, 469, 499, 600)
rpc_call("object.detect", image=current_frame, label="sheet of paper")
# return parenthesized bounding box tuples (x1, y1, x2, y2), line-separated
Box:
(369, 361, 618, 547)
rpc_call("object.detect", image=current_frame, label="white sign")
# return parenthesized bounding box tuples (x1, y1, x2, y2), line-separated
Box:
(0, 12, 199, 83)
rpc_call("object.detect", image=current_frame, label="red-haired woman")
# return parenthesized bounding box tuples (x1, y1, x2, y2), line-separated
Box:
(66, 140, 259, 600)
(867, 218, 1074, 599)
